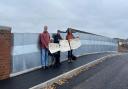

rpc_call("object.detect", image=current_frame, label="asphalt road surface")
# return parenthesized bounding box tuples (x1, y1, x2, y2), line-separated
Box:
(0, 52, 112, 89)
(56, 53, 128, 89)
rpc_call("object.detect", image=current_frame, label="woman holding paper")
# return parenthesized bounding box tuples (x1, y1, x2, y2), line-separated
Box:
(66, 28, 75, 63)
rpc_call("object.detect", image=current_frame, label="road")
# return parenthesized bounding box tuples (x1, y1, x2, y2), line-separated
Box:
(0, 53, 112, 89)
(56, 53, 128, 89)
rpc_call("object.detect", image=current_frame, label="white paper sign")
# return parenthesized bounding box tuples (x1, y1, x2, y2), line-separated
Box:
(48, 43, 60, 53)
(49, 39, 81, 53)
(70, 38, 81, 50)
(59, 40, 71, 52)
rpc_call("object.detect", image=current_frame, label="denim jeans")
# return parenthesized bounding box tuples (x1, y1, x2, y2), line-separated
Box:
(41, 48, 48, 67)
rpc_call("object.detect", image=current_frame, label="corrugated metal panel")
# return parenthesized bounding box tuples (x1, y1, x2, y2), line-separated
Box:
(11, 32, 118, 74)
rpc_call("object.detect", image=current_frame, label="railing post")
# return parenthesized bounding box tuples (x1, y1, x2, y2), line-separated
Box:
(0, 26, 12, 80)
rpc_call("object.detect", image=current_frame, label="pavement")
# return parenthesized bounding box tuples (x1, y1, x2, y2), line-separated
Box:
(0, 52, 114, 89)
(56, 53, 128, 89)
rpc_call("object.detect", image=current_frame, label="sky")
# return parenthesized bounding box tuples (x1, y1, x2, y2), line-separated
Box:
(0, 0, 128, 38)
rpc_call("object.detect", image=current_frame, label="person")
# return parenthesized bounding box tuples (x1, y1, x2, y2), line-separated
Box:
(52, 30, 63, 66)
(66, 28, 75, 63)
(40, 26, 50, 69)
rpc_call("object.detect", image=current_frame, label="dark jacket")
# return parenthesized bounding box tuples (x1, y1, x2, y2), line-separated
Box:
(53, 33, 62, 43)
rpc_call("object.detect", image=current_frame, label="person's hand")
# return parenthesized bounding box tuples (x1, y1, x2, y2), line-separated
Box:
(45, 46, 49, 49)
(46, 46, 49, 49)
(50, 39, 53, 43)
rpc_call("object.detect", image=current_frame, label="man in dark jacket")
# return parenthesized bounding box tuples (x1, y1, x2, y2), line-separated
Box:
(52, 30, 63, 66)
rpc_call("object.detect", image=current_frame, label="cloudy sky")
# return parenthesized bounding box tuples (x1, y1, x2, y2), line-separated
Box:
(0, 0, 128, 38)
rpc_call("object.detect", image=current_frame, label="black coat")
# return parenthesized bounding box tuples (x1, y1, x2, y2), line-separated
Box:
(53, 34, 62, 43)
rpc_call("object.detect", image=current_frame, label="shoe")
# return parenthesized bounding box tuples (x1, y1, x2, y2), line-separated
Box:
(58, 62, 61, 65)
(45, 66, 49, 69)
(43, 66, 48, 69)
(43, 66, 46, 69)
(41, 66, 45, 69)
(68, 60, 72, 63)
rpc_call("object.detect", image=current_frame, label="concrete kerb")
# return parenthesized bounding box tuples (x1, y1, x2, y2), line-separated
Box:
(30, 53, 123, 89)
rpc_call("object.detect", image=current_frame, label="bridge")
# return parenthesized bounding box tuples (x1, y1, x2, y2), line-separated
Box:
(0, 26, 128, 89)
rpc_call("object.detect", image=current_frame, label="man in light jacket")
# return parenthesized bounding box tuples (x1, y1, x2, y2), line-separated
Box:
(40, 26, 50, 69)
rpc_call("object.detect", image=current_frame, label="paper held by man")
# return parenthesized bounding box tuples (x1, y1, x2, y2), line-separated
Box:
(48, 43, 60, 53)
(59, 40, 71, 52)
(49, 38, 81, 53)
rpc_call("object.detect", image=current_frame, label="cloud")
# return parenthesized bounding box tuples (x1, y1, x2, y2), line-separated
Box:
(0, 0, 128, 38)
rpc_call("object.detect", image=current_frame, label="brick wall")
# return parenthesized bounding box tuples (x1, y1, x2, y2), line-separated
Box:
(0, 27, 11, 80)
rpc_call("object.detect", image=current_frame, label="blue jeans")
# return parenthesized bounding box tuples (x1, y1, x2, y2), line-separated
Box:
(41, 48, 48, 67)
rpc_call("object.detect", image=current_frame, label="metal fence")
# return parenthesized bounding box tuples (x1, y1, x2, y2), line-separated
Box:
(11, 32, 118, 75)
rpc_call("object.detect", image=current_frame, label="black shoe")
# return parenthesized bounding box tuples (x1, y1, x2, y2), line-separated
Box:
(42, 66, 46, 69)
(68, 60, 72, 63)
(53, 64, 57, 68)
(45, 66, 49, 69)
(42, 66, 48, 69)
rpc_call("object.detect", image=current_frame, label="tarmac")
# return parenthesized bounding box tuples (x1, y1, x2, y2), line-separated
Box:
(0, 52, 114, 89)
(56, 53, 128, 89)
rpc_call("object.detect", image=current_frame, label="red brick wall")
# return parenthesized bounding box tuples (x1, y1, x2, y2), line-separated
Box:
(0, 28, 12, 80)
